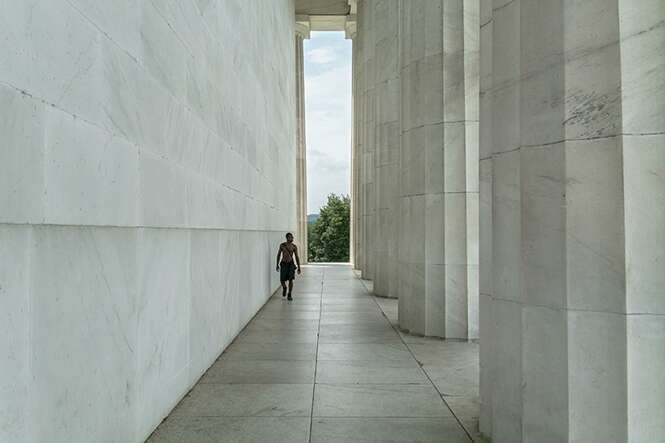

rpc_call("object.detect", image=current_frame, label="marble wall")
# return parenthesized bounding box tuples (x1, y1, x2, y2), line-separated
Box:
(478, 0, 665, 441)
(0, 1, 296, 442)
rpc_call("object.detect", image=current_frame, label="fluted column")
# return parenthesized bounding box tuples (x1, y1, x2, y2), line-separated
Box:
(398, 0, 479, 338)
(478, 0, 493, 436)
(351, 20, 362, 270)
(372, 0, 400, 299)
(295, 29, 308, 263)
(463, 0, 480, 340)
(479, 1, 665, 441)
(355, 0, 377, 280)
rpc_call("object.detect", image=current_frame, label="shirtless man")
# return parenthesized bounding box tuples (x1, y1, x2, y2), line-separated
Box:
(276, 233, 301, 300)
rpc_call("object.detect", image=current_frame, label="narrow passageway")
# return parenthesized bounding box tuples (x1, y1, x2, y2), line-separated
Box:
(148, 265, 481, 442)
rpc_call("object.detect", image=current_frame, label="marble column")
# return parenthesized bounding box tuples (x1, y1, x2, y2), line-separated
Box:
(478, 0, 493, 437)
(398, 0, 479, 338)
(353, 3, 365, 272)
(372, 0, 400, 299)
(357, 0, 376, 280)
(351, 22, 362, 270)
(349, 33, 356, 267)
(295, 29, 309, 263)
(478, 1, 665, 441)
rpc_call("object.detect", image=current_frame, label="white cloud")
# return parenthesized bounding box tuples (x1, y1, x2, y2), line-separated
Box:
(304, 38, 352, 214)
(306, 47, 337, 64)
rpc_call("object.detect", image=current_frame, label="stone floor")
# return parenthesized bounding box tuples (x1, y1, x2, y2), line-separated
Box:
(147, 264, 483, 443)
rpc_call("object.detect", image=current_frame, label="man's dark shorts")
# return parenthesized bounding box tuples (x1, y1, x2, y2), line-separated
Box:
(280, 261, 296, 282)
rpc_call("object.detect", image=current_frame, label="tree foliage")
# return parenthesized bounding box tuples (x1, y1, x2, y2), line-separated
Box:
(308, 194, 350, 262)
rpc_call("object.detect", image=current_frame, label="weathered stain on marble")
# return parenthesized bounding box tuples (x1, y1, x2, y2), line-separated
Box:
(563, 87, 621, 138)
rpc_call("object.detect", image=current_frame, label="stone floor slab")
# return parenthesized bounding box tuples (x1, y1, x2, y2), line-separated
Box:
(316, 360, 429, 384)
(147, 417, 310, 443)
(313, 384, 452, 418)
(321, 304, 380, 313)
(398, 330, 449, 344)
(319, 313, 388, 326)
(234, 329, 318, 344)
(318, 328, 402, 344)
(310, 418, 471, 443)
(200, 359, 316, 384)
(407, 342, 479, 367)
(246, 318, 319, 330)
(255, 310, 321, 320)
(261, 302, 321, 312)
(322, 300, 376, 306)
(322, 290, 369, 297)
(317, 343, 413, 361)
(172, 383, 312, 417)
(271, 292, 321, 299)
(318, 323, 395, 334)
(221, 342, 317, 361)
(266, 297, 321, 306)
(424, 365, 480, 397)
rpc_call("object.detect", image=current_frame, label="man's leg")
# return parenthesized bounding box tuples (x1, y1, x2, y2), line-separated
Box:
(287, 279, 294, 300)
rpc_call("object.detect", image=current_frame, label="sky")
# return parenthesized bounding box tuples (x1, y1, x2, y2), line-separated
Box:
(304, 32, 352, 214)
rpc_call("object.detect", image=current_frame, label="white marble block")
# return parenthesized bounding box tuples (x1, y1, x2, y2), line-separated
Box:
(0, 1, 296, 441)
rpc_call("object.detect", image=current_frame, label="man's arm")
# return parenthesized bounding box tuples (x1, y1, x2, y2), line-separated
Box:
(276, 245, 282, 271)
(294, 246, 301, 274)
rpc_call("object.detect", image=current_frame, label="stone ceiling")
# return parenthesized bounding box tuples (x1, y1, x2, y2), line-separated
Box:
(295, 0, 350, 15)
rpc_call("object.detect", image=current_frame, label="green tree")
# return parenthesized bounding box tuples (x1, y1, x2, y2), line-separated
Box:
(308, 194, 350, 262)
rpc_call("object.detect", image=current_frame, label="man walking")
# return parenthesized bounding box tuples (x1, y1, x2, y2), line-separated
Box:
(276, 233, 301, 300)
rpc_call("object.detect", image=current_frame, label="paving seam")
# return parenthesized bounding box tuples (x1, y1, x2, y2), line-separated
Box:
(308, 415, 469, 419)
(307, 269, 324, 443)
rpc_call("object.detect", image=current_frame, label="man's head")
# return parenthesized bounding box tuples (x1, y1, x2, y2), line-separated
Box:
(285, 233, 293, 243)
